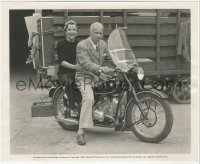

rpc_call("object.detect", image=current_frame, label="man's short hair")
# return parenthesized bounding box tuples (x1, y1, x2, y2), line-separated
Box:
(64, 20, 78, 31)
(90, 22, 103, 32)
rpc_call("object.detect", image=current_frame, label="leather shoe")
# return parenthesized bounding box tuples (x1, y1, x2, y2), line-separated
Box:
(77, 134, 86, 145)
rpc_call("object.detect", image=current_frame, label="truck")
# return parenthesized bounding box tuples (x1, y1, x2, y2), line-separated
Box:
(26, 9, 191, 104)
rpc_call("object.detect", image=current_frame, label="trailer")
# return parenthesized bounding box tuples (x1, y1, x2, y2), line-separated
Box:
(26, 9, 191, 104)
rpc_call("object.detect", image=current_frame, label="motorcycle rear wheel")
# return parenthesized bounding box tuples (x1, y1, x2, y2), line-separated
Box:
(53, 88, 79, 131)
(126, 92, 173, 143)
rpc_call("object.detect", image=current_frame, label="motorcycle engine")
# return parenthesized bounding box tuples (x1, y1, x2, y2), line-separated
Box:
(93, 95, 118, 123)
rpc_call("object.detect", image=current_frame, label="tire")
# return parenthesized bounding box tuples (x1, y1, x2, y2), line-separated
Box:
(126, 92, 173, 143)
(170, 77, 190, 104)
(52, 88, 79, 131)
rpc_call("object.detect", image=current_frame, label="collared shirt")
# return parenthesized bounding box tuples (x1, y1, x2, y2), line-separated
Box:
(89, 38, 98, 51)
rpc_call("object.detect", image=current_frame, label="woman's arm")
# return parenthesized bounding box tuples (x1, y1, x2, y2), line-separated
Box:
(61, 61, 99, 81)
(61, 61, 78, 70)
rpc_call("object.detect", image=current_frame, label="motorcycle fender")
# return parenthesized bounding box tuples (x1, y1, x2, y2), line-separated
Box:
(49, 86, 56, 97)
(137, 89, 168, 99)
(52, 87, 65, 99)
(50, 86, 65, 107)
(49, 86, 65, 100)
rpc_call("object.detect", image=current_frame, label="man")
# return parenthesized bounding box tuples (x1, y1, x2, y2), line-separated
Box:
(75, 22, 114, 145)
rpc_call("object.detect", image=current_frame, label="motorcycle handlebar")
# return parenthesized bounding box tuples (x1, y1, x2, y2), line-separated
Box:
(97, 70, 110, 77)
(97, 67, 119, 78)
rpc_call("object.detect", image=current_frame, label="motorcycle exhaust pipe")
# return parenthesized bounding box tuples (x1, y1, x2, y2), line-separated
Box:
(93, 110, 104, 122)
(56, 117, 79, 125)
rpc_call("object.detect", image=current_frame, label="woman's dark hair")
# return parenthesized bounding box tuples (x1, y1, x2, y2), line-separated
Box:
(64, 20, 78, 31)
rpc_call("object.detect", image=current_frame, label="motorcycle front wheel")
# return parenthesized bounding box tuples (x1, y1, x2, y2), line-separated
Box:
(126, 92, 173, 143)
(52, 88, 79, 131)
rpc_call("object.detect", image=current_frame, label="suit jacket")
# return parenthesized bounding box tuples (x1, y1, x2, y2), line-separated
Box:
(75, 37, 108, 83)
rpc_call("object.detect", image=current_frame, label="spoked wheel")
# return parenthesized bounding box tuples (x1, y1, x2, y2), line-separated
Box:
(171, 77, 190, 104)
(53, 88, 79, 131)
(127, 92, 173, 143)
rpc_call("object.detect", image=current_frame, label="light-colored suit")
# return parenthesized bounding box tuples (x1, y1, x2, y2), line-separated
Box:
(76, 37, 108, 82)
(75, 37, 108, 128)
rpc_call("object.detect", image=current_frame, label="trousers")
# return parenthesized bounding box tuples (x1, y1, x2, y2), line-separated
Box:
(58, 72, 76, 109)
(76, 79, 94, 129)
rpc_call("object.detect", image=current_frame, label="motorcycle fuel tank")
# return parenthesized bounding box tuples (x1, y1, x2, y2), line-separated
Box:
(93, 80, 121, 95)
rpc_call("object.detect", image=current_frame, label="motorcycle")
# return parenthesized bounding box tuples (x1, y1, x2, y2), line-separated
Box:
(50, 28, 173, 143)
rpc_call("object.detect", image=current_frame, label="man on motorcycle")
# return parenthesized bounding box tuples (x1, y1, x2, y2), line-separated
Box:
(75, 22, 114, 145)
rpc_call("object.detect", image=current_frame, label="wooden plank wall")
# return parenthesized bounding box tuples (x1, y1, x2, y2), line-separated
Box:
(41, 9, 190, 76)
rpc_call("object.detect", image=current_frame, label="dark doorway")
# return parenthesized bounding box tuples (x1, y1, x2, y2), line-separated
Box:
(9, 10, 35, 72)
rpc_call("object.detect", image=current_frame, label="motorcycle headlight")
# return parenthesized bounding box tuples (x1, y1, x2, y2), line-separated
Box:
(137, 67, 144, 80)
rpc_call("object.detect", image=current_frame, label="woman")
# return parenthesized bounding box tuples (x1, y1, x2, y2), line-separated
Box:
(57, 20, 79, 110)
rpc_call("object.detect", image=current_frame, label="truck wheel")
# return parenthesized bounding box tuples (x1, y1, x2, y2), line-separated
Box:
(171, 77, 190, 104)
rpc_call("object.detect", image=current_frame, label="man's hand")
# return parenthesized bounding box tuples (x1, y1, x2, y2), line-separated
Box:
(75, 64, 82, 71)
(93, 74, 100, 82)
(100, 66, 114, 73)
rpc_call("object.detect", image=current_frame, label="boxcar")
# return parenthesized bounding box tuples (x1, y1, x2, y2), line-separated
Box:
(27, 9, 191, 103)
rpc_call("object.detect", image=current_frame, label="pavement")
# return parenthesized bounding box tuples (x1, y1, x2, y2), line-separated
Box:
(9, 70, 191, 155)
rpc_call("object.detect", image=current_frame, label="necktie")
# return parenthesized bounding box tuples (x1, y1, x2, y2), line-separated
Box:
(96, 45, 99, 52)
(95, 44, 101, 65)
